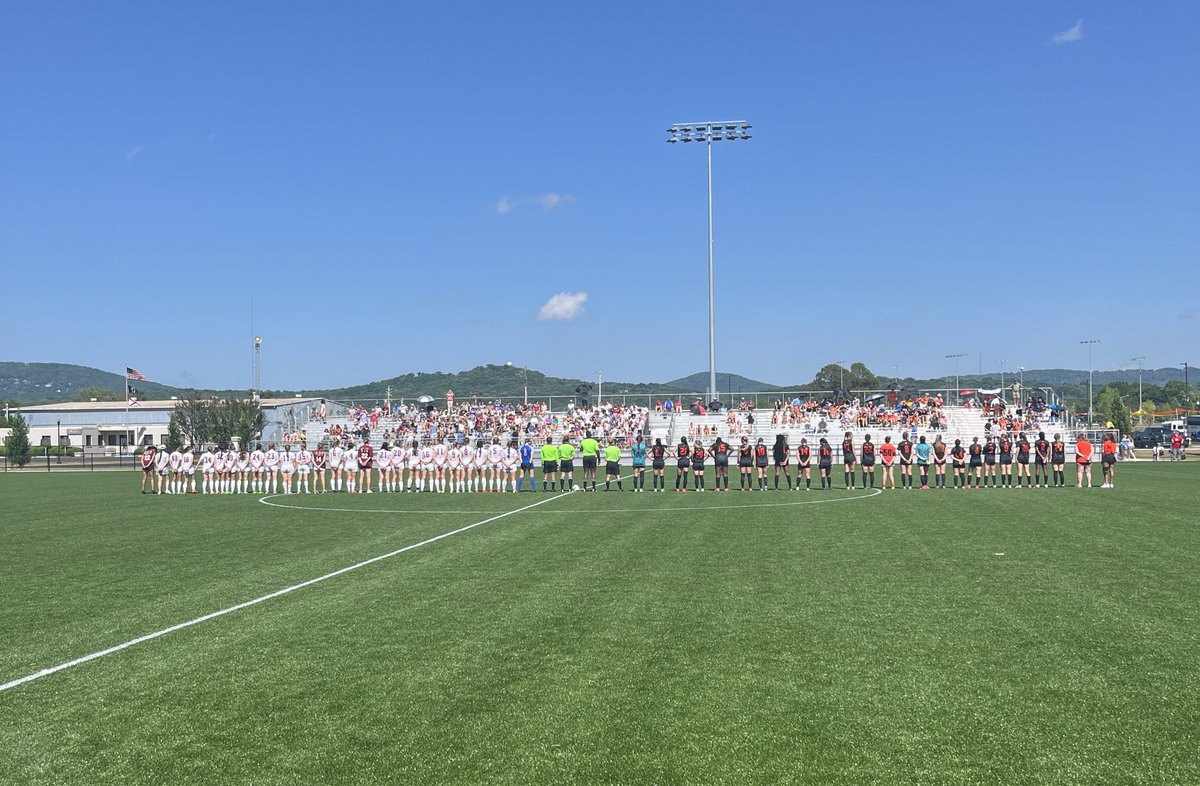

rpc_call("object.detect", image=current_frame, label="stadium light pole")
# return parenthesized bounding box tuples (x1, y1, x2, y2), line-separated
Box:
(667, 120, 752, 404)
(835, 360, 845, 393)
(946, 353, 967, 402)
(1130, 356, 1146, 424)
(1183, 362, 1192, 411)
(1080, 339, 1100, 426)
(1000, 359, 1006, 404)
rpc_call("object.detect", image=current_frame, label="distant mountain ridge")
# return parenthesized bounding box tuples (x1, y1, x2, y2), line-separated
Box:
(1, 361, 1188, 405)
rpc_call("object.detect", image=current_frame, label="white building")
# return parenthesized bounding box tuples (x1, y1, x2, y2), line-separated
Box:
(7, 398, 325, 453)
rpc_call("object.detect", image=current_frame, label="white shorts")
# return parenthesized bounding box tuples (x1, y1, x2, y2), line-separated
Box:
(448, 460, 461, 469)
(505, 465, 517, 474)
(203, 466, 214, 474)
(344, 462, 358, 473)
(297, 465, 310, 474)
(264, 464, 279, 474)
(418, 462, 431, 472)
(184, 468, 195, 476)
(237, 462, 249, 472)
(377, 461, 391, 472)
(250, 464, 263, 473)
(281, 462, 294, 473)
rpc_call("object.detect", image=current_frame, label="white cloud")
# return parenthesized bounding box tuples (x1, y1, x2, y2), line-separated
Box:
(536, 291, 587, 321)
(1051, 19, 1083, 45)
(125, 144, 143, 161)
(496, 192, 575, 214)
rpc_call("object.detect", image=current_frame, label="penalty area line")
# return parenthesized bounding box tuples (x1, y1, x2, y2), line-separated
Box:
(0, 490, 573, 695)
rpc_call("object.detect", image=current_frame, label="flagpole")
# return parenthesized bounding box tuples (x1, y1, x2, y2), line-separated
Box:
(125, 367, 129, 454)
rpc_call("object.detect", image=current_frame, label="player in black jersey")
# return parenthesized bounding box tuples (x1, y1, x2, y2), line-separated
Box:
(932, 436, 948, 489)
(690, 441, 707, 491)
(1034, 431, 1051, 488)
(898, 436, 914, 490)
(968, 437, 983, 488)
(795, 438, 813, 490)
(949, 439, 966, 488)
(841, 432, 856, 491)
(1050, 433, 1066, 487)
(983, 437, 997, 487)
(772, 434, 792, 490)
(1015, 434, 1032, 488)
(754, 438, 770, 491)
(737, 437, 754, 490)
(998, 435, 1013, 487)
(650, 439, 668, 492)
(860, 434, 876, 489)
(712, 437, 731, 491)
(817, 437, 833, 489)
(675, 437, 690, 491)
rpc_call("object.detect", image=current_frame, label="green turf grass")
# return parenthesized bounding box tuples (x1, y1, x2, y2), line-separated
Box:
(1, 464, 1197, 784)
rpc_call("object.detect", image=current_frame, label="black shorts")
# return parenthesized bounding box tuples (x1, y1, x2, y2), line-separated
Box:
(359, 462, 373, 471)
(1051, 454, 1065, 464)
(1102, 454, 1116, 464)
(969, 461, 981, 468)
(985, 456, 996, 465)
(818, 461, 832, 470)
(843, 456, 856, 465)
(582, 456, 597, 470)
(1035, 458, 1047, 466)
(1000, 455, 1012, 465)
(543, 460, 558, 473)
(677, 459, 690, 469)
(755, 461, 769, 469)
(560, 460, 574, 473)
(1018, 456, 1029, 464)
(652, 461, 665, 470)
(521, 462, 533, 471)
(142, 465, 154, 474)
(714, 459, 729, 468)
(738, 459, 752, 468)
(606, 461, 620, 475)
(691, 461, 705, 472)
(861, 458, 875, 467)
(952, 463, 964, 470)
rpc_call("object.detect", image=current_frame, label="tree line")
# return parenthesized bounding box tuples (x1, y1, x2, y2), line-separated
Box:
(167, 397, 265, 451)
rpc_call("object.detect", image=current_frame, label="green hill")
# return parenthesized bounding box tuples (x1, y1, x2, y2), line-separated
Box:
(662, 372, 783, 395)
(0, 362, 186, 403)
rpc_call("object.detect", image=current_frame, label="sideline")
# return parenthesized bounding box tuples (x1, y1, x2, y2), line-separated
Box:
(0, 489, 573, 695)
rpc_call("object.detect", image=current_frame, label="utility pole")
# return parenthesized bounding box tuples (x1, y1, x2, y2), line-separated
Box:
(1080, 339, 1100, 426)
(1130, 356, 1146, 425)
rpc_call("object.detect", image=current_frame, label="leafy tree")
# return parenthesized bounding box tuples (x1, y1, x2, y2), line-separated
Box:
(76, 386, 123, 402)
(807, 363, 848, 392)
(165, 417, 183, 451)
(4, 411, 31, 467)
(1096, 387, 1133, 436)
(230, 399, 266, 450)
(847, 363, 879, 392)
(172, 396, 213, 449)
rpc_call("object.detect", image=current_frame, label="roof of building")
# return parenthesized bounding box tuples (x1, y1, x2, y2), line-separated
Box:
(17, 397, 320, 412)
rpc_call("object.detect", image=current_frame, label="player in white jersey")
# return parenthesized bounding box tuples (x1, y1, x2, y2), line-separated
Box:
(329, 442, 344, 492)
(168, 448, 183, 494)
(468, 441, 487, 492)
(249, 445, 266, 493)
(200, 447, 215, 493)
(389, 444, 404, 492)
(295, 446, 312, 493)
(263, 443, 280, 494)
(405, 440, 421, 491)
(460, 442, 475, 492)
(342, 444, 359, 493)
(224, 448, 239, 494)
(153, 445, 170, 494)
(213, 448, 227, 494)
(280, 445, 296, 494)
(236, 450, 250, 494)
(375, 441, 392, 492)
(180, 445, 196, 494)
(416, 443, 434, 492)
(433, 441, 448, 492)
(503, 441, 520, 492)
(447, 443, 462, 493)
(487, 438, 505, 493)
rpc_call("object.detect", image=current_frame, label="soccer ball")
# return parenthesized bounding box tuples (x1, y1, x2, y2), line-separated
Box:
(572, 484, 580, 492)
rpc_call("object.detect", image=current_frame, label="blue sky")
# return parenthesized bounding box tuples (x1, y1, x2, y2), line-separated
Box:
(2, 2, 1197, 390)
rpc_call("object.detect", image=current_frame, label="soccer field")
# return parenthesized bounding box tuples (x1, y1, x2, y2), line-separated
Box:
(2, 464, 1197, 784)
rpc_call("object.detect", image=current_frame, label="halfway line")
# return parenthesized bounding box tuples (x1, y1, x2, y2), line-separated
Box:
(0, 490, 572, 695)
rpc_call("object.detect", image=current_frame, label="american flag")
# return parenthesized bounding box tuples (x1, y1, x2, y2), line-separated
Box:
(126, 367, 147, 381)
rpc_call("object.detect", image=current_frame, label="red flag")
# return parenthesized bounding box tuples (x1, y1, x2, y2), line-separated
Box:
(126, 367, 147, 381)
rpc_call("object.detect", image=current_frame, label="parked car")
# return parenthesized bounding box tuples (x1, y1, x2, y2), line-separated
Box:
(1133, 428, 1170, 449)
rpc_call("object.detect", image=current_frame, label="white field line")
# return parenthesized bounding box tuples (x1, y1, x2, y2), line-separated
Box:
(0, 490, 572, 695)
